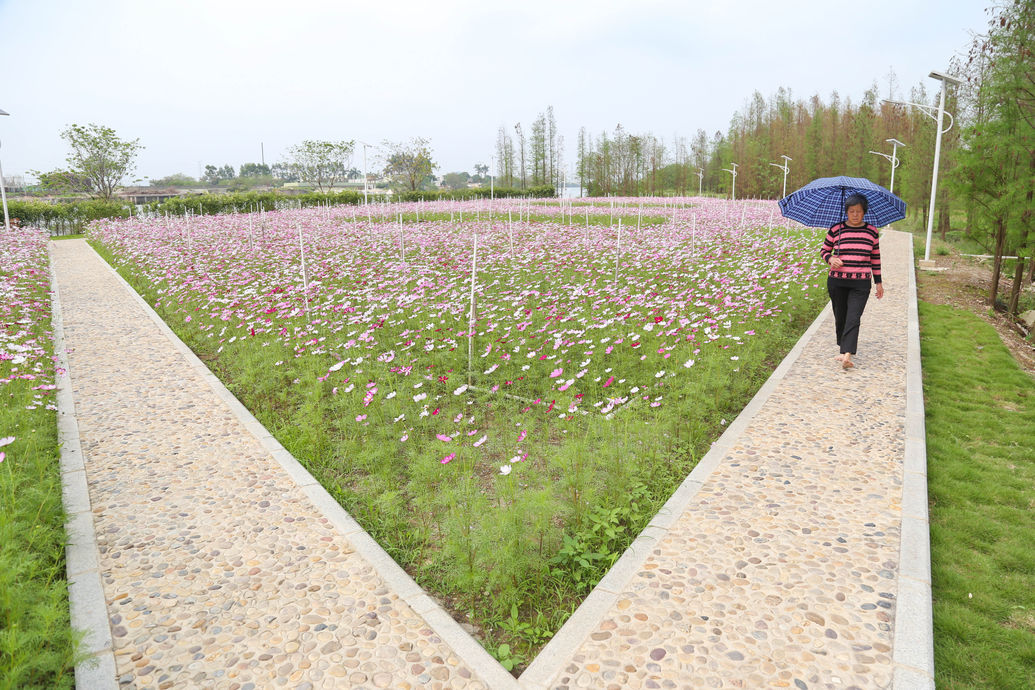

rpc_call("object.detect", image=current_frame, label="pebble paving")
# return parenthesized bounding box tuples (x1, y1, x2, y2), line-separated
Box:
(53, 230, 922, 690)
(529, 230, 915, 689)
(52, 240, 489, 689)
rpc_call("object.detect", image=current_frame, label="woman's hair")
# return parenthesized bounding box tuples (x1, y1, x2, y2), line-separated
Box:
(845, 193, 869, 213)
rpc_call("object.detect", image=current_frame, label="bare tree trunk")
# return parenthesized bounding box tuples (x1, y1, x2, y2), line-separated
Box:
(1007, 258, 1025, 315)
(990, 218, 1007, 307)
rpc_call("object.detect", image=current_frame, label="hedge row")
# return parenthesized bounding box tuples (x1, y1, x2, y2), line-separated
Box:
(146, 186, 556, 216)
(3, 186, 559, 233)
(5, 199, 132, 234)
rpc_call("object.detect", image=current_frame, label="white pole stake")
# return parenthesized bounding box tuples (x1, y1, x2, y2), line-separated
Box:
(297, 223, 311, 319)
(398, 212, 405, 263)
(468, 233, 478, 386)
(614, 219, 622, 284)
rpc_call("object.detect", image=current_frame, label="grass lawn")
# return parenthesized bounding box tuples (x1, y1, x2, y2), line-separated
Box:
(920, 302, 1035, 688)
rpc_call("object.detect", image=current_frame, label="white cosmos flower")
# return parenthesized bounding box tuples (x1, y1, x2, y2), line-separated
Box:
(499, 465, 512, 475)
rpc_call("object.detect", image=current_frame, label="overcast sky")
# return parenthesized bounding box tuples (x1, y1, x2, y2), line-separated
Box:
(0, 0, 990, 184)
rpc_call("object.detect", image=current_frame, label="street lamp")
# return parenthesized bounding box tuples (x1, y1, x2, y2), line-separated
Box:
(868, 138, 906, 194)
(359, 140, 377, 205)
(696, 167, 704, 196)
(489, 153, 495, 201)
(0, 108, 9, 232)
(722, 162, 738, 200)
(768, 154, 792, 198)
(883, 69, 961, 265)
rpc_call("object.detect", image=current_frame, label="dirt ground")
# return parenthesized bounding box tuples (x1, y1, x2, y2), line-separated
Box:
(915, 251, 1035, 376)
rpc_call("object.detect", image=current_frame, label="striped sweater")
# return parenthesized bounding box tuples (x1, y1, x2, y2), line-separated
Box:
(820, 223, 882, 283)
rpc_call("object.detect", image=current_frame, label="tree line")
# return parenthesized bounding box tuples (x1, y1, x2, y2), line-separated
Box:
(28, 132, 441, 197)
(563, 1, 1033, 314)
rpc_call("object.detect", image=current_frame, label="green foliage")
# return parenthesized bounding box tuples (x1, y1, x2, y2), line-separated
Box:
(0, 231, 80, 688)
(47, 123, 142, 199)
(285, 139, 356, 192)
(920, 302, 1035, 689)
(6, 199, 132, 234)
(149, 172, 199, 187)
(382, 137, 437, 191)
(148, 189, 365, 216)
(548, 483, 652, 592)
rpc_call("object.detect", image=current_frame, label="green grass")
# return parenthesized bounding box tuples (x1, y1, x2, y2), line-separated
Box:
(0, 231, 80, 689)
(920, 302, 1035, 689)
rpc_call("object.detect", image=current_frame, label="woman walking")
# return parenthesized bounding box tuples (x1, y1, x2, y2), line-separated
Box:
(820, 194, 884, 369)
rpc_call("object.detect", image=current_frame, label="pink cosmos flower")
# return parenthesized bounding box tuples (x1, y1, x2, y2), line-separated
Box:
(441, 453, 455, 464)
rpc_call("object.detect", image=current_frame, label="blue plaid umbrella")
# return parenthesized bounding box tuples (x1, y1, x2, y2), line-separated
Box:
(778, 175, 906, 228)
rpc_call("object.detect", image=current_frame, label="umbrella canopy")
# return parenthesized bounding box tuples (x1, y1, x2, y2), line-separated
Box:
(778, 175, 906, 228)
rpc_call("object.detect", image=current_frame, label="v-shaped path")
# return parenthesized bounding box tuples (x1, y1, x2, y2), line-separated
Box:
(54, 230, 931, 690)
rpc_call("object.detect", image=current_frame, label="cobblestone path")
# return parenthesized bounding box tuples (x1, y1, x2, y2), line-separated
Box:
(54, 230, 928, 690)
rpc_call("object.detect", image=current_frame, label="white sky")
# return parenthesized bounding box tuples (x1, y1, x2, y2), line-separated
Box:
(0, 0, 991, 183)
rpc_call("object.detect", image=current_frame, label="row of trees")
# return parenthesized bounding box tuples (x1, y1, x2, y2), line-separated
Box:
(951, 0, 1034, 312)
(194, 139, 439, 193)
(28, 131, 440, 198)
(493, 106, 565, 190)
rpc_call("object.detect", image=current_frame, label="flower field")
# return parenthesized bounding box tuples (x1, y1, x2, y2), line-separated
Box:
(90, 196, 827, 666)
(1, 227, 77, 687)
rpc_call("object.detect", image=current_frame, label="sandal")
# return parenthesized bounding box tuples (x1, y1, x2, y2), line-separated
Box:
(842, 359, 854, 370)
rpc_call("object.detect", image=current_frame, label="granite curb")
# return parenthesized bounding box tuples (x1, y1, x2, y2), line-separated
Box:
(50, 247, 118, 690)
(519, 293, 835, 688)
(87, 241, 519, 690)
(892, 233, 936, 688)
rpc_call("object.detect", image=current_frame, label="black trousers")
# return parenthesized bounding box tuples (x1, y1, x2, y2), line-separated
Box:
(827, 276, 871, 355)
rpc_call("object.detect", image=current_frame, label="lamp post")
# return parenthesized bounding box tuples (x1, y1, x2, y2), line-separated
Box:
(359, 140, 376, 205)
(868, 138, 906, 194)
(489, 154, 495, 201)
(722, 162, 738, 200)
(884, 69, 961, 266)
(0, 108, 9, 232)
(696, 167, 704, 196)
(768, 154, 792, 198)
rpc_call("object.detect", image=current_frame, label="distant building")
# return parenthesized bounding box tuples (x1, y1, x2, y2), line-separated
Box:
(117, 186, 182, 205)
(2, 174, 27, 194)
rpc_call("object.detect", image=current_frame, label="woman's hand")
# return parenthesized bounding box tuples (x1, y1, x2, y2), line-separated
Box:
(875, 284, 885, 299)
(829, 257, 844, 269)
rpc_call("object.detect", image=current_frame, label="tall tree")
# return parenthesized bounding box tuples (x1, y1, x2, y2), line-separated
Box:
(514, 123, 527, 189)
(952, 0, 1035, 309)
(44, 123, 143, 199)
(382, 137, 437, 191)
(284, 139, 355, 192)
